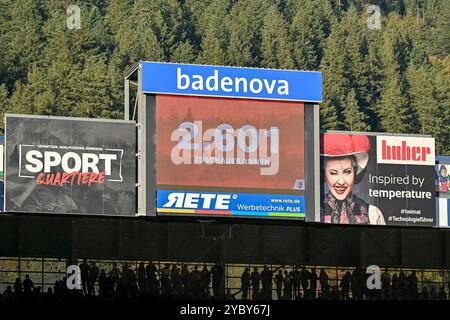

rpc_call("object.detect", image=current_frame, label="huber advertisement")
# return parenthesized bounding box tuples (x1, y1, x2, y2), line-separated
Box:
(5, 115, 136, 216)
(156, 95, 305, 218)
(319, 132, 436, 226)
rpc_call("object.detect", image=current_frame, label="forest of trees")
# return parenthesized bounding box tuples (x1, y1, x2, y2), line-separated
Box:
(0, 0, 449, 153)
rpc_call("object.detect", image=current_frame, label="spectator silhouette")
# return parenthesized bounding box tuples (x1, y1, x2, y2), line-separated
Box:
(241, 267, 250, 300)
(137, 262, 147, 293)
(398, 271, 407, 299)
(98, 269, 107, 297)
(180, 264, 190, 297)
(319, 269, 329, 294)
(266, 267, 273, 299)
(106, 271, 115, 298)
(117, 272, 127, 300)
(23, 274, 34, 297)
(282, 271, 292, 300)
(261, 265, 272, 299)
(292, 266, 300, 299)
(121, 263, 133, 298)
(160, 264, 171, 298)
(381, 267, 391, 299)
(438, 286, 447, 300)
(53, 280, 61, 299)
(331, 285, 340, 300)
(407, 270, 418, 299)
(212, 263, 224, 299)
(260, 266, 267, 298)
(128, 266, 138, 299)
(391, 273, 399, 299)
(310, 268, 318, 299)
(173, 266, 184, 299)
(200, 264, 211, 298)
(250, 267, 261, 300)
(13, 277, 22, 299)
(190, 265, 202, 299)
(275, 270, 283, 300)
(61, 276, 69, 298)
(89, 261, 99, 296)
(300, 266, 310, 296)
(79, 259, 90, 296)
(2, 286, 13, 301)
(430, 287, 437, 300)
(171, 264, 181, 298)
(351, 267, 362, 300)
(146, 261, 159, 297)
(46, 287, 54, 300)
(171, 264, 179, 284)
(340, 271, 351, 300)
(420, 286, 429, 300)
(111, 262, 120, 291)
(33, 286, 41, 300)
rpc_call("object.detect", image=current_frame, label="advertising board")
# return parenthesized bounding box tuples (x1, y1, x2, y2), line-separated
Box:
(317, 132, 436, 226)
(156, 95, 306, 218)
(5, 115, 136, 216)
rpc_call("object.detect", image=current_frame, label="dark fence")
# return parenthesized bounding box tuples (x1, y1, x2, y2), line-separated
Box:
(0, 214, 448, 268)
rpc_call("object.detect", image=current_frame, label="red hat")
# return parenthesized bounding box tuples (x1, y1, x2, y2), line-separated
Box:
(320, 133, 370, 174)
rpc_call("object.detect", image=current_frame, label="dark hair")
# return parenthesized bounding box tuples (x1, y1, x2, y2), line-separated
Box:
(321, 155, 358, 172)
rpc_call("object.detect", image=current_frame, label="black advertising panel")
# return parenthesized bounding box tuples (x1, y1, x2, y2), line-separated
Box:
(318, 132, 436, 227)
(5, 114, 136, 216)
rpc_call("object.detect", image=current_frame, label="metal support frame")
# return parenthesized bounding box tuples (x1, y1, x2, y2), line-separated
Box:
(124, 62, 148, 216)
(124, 79, 130, 120)
(313, 104, 320, 222)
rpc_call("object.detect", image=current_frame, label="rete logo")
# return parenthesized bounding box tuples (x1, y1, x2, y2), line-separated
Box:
(163, 192, 232, 210)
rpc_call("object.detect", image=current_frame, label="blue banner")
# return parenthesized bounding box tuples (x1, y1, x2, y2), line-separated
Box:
(141, 62, 322, 103)
(157, 189, 305, 218)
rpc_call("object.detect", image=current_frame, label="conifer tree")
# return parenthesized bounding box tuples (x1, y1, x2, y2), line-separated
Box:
(0, 84, 9, 133)
(261, 6, 293, 69)
(343, 89, 369, 131)
(320, 26, 350, 126)
(377, 66, 411, 133)
(171, 41, 196, 63)
(377, 14, 414, 133)
(320, 103, 340, 130)
(432, 63, 450, 154)
(364, 33, 384, 130)
(430, 0, 450, 57)
(2, 0, 44, 87)
(226, 0, 270, 67)
(196, 0, 231, 65)
(290, 0, 336, 70)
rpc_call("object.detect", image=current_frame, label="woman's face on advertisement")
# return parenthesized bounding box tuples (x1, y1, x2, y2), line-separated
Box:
(324, 157, 355, 201)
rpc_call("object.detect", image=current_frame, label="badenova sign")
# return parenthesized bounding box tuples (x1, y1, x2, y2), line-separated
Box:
(141, 62, 322, 103)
